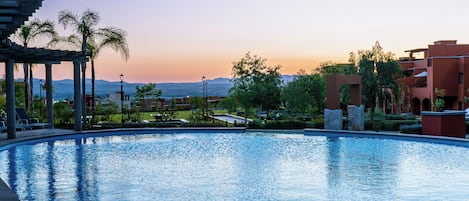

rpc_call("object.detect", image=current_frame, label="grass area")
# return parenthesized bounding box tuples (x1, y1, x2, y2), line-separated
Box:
(100, 109, 229, 123)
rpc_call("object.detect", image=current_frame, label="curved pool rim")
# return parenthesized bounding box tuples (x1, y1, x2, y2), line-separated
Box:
(1, 127, 469, 201)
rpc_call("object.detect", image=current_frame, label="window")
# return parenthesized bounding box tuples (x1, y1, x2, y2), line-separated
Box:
(459, 72, 464, 84)
(427, 58, 433, 66)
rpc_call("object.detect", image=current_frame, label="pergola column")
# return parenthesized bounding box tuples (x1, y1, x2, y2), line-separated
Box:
(45, 63, 54, 126)
(5, 59, 16, 139)
(73, 61, 82, 131)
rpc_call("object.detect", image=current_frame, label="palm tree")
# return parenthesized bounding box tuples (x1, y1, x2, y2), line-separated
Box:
(15, 18, 56, 113)
(57, 9, 129, 122)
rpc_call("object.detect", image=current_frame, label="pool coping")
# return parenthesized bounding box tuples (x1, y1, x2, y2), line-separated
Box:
(305, 128, 469, 147)
(1, 127, 469, 200)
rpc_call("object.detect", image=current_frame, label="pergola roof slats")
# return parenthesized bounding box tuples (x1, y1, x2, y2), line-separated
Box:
(0, 0, 43, 39)
(0, 1, 20, 7)
(0, 9, 18, 15)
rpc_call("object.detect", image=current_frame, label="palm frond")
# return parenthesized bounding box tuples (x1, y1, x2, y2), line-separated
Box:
(95, 27, 129, 61)
(15, 18, 57, 48)
(58, 10, 79, 31)
(47, 34, 82, 50)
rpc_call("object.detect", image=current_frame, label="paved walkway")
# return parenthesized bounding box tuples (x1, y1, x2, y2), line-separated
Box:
(0, 128, 78, 201)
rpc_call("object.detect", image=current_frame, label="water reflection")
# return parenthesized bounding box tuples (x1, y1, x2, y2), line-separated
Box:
(1, 133, 469, 200)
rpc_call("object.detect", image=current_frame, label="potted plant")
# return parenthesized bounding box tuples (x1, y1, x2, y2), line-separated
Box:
(421, 88, 465, 138)
(433, 88, 445, 112)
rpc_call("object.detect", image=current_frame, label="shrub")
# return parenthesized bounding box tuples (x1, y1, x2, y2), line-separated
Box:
(248, 120, 311, 129)
(247, 120, 263, 129)
(400, 124, 422, 134)
(385, 114, 416, 120)
(365, 120, 384, 131)
(382, 120, 419, 131)
(313, 117, 324, 129)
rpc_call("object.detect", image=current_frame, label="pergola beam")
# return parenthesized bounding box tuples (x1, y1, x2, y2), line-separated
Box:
(0, 0, 87, 138)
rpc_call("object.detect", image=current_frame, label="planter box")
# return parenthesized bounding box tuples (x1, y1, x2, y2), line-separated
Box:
(422, 110, 466, 138)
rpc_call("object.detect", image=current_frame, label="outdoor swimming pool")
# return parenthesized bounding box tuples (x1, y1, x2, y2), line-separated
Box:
(1, 130, 469, 200)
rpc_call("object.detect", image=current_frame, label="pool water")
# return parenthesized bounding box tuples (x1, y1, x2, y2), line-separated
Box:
(1, 132, 469, 200)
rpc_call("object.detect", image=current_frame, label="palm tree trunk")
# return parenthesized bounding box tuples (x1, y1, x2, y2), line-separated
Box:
(23, 63, 29, 112)
(82, 62, 86, 127)
(91, 59, 95, 121)
(29, 64, 34, 114)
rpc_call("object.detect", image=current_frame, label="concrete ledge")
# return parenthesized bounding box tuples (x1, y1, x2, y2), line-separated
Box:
(305, 128, 469, 147)
(421, 110, 465, 116)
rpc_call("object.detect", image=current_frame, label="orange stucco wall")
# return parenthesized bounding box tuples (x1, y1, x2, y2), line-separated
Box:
(398, 40, 469, 113)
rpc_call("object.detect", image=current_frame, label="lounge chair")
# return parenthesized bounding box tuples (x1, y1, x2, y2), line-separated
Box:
(0, 119, 6, 133)
(16, 108, 53, 129)
(0, 115, 31, 131)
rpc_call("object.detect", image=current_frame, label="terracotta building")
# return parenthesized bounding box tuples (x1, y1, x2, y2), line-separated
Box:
(399, 40, 469, 114)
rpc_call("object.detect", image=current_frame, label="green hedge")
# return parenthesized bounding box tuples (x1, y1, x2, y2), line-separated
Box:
(385, 114, 416, 120)
(400, 124, 422, 134)
(365, 120, 419, 131)
(248, 120, 315, 129)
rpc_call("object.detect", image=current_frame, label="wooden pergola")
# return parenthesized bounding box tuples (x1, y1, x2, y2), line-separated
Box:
(0, 0, 86, 138)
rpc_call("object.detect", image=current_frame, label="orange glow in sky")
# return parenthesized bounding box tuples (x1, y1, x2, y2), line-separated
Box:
(3, 0, 469, 83)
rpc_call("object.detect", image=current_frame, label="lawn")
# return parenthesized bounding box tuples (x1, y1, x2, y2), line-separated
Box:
(103, 109, 229, 122)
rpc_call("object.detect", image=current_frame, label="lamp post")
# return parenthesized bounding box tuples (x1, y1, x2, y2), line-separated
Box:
(120, 73, 124, 123)
(202, 76, 206, 117)
(39, 79, 43, 103)
(204, 81, 208, 116)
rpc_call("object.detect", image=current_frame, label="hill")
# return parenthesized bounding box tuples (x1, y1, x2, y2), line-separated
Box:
(31, 75, 296, 100)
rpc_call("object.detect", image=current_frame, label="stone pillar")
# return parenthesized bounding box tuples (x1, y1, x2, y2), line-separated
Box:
(348, 105, 364, 131)
(5, 59, 16, 139)
(324, 109, 343, 130)
(45, 63, 54, 126)
(73, 61, 82, 131)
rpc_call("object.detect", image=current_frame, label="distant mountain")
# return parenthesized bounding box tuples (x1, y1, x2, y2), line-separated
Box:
(32, 75, 296, 100)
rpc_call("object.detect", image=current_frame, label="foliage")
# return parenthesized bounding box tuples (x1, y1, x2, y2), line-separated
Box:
(135, 83, 162, 111)
(15, 18, 57, 113)
(96, 100, 119, 122)
(247, 120, 315, 129)
(55, 9, 129, 122)
(161, 97, 177, 120)
(219, 95, 238, 113)
(433, 88, 446, 112)
(190, 96, 204, 109)
(230, 52, 282, 123)
(53, 101, 73, 124)
(349, 41, 402, 119)
(189, 109, 204, 124)
(400, 124, 422, 134)
(281, 72, 325, 115)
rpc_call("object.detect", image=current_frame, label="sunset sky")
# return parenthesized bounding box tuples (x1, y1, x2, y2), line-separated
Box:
(5, 0, 469, 83)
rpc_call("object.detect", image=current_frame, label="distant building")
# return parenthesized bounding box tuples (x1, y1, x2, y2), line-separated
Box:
(398, 40, 469, 114)
(99, 92, 131, 111)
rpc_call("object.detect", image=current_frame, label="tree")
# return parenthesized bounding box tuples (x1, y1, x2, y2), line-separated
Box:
(219, 96, 238, 113)
(281, 71, 325, 116)
(135, 83, 162, 112)
(229, 52, 282, 123)
(15, 18, 56, 113)
(55, 9, 129, 121)
(350, 41, 402, 119)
